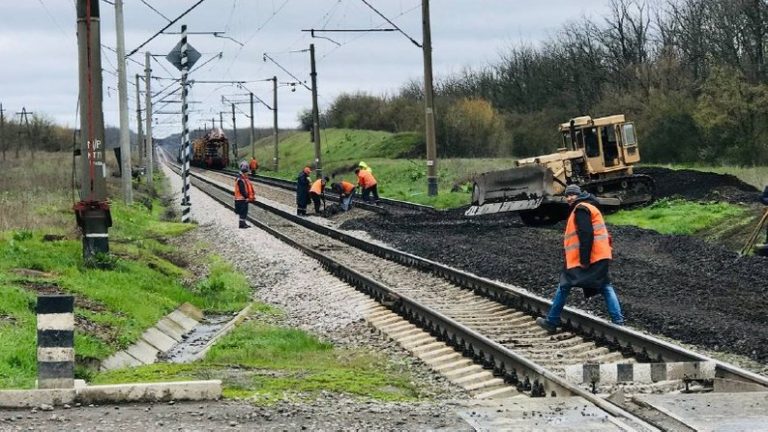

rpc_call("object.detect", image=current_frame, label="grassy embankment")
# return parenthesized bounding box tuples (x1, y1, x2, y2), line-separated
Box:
(249, 130, 762, 237)
(0, 152, 436, 403)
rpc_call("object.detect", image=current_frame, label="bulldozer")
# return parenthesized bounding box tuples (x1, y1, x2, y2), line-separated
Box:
(466, 114, 654, 225)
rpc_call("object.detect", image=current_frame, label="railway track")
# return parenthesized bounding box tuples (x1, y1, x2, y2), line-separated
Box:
(164, 155, 768, 430)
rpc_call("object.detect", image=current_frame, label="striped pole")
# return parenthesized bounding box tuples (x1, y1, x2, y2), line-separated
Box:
(180, 24, 191, 223)
(36, 295, 75, 389)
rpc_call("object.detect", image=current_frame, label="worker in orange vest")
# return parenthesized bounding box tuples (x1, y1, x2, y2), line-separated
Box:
(355, 168, 380, 204)
(537, 184, 624, 332)
(249, 157, 259, 173)
(331, 179, 356, 211)
(309, 176, 329, 214)
(234, 164, 256, 228)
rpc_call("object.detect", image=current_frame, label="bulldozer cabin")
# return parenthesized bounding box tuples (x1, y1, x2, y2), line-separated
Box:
(467, 114, 655, 225)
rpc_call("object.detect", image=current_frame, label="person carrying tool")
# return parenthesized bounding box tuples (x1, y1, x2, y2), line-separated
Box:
(536, 184, 624, 332)
(296, 166, 311, 216)
(249, 157, 259, 173)
(234, 164, 256, 229)
(331, 179, 356, 211)
(355, 168, 380, 204)
(309, 176, 329, 214)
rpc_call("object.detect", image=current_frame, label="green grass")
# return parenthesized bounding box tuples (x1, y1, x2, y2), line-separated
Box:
(0, 193, 250, 389)
(94, 318, 424, 404)
(606, 198, 747, 235)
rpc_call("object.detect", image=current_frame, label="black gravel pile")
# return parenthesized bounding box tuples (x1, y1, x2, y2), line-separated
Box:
(342, 212, 768, 363)
(637, 167, 760, 204)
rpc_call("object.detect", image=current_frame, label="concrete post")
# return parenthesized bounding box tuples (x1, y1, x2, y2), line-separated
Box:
(36, 295, 75, 389)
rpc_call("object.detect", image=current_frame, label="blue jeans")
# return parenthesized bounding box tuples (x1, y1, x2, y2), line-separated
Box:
(341, 191, 355, 211)
(545, 282, 624, 325)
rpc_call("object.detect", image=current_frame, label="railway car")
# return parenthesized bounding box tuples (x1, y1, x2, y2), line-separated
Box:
(191, 128, 230, 169)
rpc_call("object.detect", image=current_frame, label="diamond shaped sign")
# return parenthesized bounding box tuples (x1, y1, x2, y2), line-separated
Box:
(166, 40, 201, 71)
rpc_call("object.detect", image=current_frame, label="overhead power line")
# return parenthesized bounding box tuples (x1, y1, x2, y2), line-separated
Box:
(127, 0, 207, 58)
(359, 0, 421, 48)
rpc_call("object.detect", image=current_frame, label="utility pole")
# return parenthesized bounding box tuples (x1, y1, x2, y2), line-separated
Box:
(231, 103, 238, 162)
(75, 0, 110, 260)
(16, 108, 34, 159)
(219, 111, 223, 130)
(144, 51, 154, 187)
(0, 103, 5, 161)
(272, 76, 279, 171)
(422, 0, 438, 196)
(249, 92, 255, 159)
(135, 74, 144, 166)
(309, 44, 321, 179)
(114, 0, 132, 204)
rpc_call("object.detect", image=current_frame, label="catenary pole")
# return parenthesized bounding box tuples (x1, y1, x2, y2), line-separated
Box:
(76, 0, 110, 259)
(422, 0, 438, 196)
(249, 92, 255, 159)
(272, 76, 279, 171)
(135, 74, 144, 166)
(179, 24, 191, 222)
(0, 103, 5, 161)
(231, 103, 238, 162)
(144, 51, 154, 187)
(309, 44, 321, 179)
(114, 0, 132, 204)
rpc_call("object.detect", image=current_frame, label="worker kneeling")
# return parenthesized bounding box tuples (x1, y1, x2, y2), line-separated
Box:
(309, 176, 329, 214)
(331, 180, 356, 211)
(536, 184, 624, 332)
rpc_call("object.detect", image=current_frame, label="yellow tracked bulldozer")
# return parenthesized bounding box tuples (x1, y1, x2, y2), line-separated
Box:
(466, 114, 654, 224)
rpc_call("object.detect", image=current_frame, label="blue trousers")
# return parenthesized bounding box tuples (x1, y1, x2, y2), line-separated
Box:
(545, 282, 624, 325)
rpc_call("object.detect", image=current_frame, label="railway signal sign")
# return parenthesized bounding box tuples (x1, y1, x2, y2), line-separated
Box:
(166, 40, 201, 71)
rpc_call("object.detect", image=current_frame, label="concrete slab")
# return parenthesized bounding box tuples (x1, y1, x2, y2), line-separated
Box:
(634, 391, 768, 431)
(0, 389, 75, 408)
(77, 380, 222, 404)
(125, 339, 159, 365)
(167, 310, 199, 332)
(178, 302, 204, 321)
(141, 327, 178, 352)
(457, 396, 636, 431)
(100, 351, 143, 371)
(155, 317, 186, 341)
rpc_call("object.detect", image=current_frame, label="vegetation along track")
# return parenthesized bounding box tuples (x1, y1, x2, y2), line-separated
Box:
(167, 159, 768, 428)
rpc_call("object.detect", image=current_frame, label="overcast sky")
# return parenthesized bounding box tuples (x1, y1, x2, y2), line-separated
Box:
(0, 0, 610, 138)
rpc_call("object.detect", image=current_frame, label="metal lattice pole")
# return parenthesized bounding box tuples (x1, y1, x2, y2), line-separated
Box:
(180, 24, 191, 223)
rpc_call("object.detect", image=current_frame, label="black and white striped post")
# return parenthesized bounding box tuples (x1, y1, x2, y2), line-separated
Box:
(36, 295, 75, 389)
(180, 24, 191, 223)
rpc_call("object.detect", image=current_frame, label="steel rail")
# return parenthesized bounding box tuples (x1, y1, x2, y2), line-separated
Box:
(188, 162, 768, 391)
(165, 161, 661, 428)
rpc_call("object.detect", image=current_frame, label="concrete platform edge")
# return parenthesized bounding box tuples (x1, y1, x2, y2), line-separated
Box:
(0, 380, 221, 408)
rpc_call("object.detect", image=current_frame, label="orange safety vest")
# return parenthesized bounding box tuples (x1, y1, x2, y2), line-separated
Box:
(564, 202, 612, 269)
(310, 179, 324, 195)
(340, 181, 355, 194)
(249, 158, 259, 171)
(234, 175, 255, 202)
(357, 169, 377, 188)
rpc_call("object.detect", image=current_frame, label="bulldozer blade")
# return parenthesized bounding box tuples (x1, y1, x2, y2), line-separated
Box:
(465, 165, 551, 217)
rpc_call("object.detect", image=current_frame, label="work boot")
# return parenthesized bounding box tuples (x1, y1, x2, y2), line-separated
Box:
(536, 317, 558, 333)
(239, 221, 250, 229)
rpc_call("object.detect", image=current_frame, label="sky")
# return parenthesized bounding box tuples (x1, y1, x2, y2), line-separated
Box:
(0, 0, 610, 138)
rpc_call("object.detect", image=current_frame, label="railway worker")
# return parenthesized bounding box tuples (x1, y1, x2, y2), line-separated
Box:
(536, 184, 624, 332)
(234, 164, 256, 229)
(249, 157, 259, 173)
(355, 168, 380, 204)
(296, 166, 312, 216)
(331, 180, 356, 211)
(309, 176, 329, 214)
